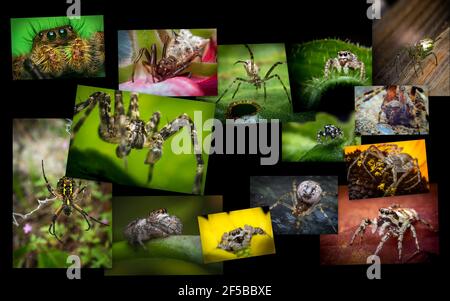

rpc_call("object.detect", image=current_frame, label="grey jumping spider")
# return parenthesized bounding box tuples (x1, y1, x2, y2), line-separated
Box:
(324, 50, 365, 80)
(217, 225, 265, 253)
(350, 204, 435, 261)
(71, 90, 204, 194)
(123, 208, 183, 249)
(216, 44, 291, 104)
(317, 124, 343, 144)
(270, 180, 337, 232)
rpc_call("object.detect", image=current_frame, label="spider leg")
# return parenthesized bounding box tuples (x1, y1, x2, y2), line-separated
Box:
(269, 192, 295, 211)
(374, 231, 392, 257)
(71, 92, 106, 142)
(317, 204, 337, 232)
(150, 114, 204, 194)
(48, 205, 64, 243)
(23, 57, 48, 79)
(132, 47, 155, 83)
(405, 158, 422, 190)
(263, 62, 283, 79)
(216, 78, 250, 103)
(324, 58, 333, 79)
(291, 180, 297, 208)
(243, 44, 254, 65)
(359, 61, 365, 81)
(417, 215, 435, 231)
(430, 52, 438, 66)
(145, 111, 161, 136)
(73, 203, 109, 231)
(397, 228, 405, 261)
(232, 82, 242, 99)
(409, 224, 421, 253)
(264, 74, 292, 103)
(350, 218, 372, 245)
(41, 160, 58, 197)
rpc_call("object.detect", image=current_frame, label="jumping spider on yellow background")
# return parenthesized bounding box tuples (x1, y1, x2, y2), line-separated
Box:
(12, 24, 104, 79)
(41, 161, 108, 243)
(132, 29, 209, 83)
(217, 225, 265, 253)
(324, 50, 365, 80)
(270, 180, 337, 232)
(71, 90, 204, 194)
(216, 44, 291, 104)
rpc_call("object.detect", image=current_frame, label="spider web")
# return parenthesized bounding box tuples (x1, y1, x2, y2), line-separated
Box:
(12, 196, 57, 226)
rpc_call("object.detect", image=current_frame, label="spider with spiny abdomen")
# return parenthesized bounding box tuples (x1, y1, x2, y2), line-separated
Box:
(216, 44, 292, 104)
(41, 160, 108, 243)
(71, 90, 204, 194)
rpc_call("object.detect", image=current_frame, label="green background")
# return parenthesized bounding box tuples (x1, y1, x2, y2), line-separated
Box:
(66, 85, 215, 194)
(109, 195, 223, 275)
(201, 43, 296, 122)
(288, 39, 372, 110)
(11, 15, 104, 56)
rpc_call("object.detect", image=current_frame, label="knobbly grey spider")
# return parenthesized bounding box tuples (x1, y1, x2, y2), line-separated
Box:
(216, 44, 291, 104)
(270, 180, 337, 232)
(71, 90, 204, 194)
(217, 225, 265, 253)
(123, 208, 182, 249)
(350, 204, 435, 261)
(346, 144, 422, 197)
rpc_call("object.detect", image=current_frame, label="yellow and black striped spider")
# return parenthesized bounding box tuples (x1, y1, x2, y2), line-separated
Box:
(41, 160, 108, 243)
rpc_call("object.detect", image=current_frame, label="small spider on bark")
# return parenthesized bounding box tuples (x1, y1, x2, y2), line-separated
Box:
(349, 204, 435, 261)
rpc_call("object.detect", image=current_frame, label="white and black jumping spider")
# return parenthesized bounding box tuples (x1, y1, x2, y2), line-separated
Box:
(350, 204, 435, 261)
(216, 44, 291, 104)
(71, 90, 204, 194)
(123, 208, 183, 249)
(324, 50, 365, 80)
(270, 180, 337, 232)
(316, 124, 343, 144)
(217, 225, 265, 253)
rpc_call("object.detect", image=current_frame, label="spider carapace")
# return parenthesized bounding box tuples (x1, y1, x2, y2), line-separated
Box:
(42, 160, 109, 243)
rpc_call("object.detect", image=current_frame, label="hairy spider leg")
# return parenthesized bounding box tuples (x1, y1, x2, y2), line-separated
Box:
(72, 92, 109, 142)
(143, 112, 161, 184)
(374, 231, 392, 256)
(350, 218, 374, 245)
(269, 192, 295, 211)
(131, 46, 155, 83)
(23, 57, 47, 79)
(41, 160, 58, 197)
(243, 44, 254, 65)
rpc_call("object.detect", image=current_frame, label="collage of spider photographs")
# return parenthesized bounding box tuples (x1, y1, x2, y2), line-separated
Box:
(4, 0, 449, 290)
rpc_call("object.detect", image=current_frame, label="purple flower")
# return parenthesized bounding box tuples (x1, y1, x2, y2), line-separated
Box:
(23, 223, 32, 234)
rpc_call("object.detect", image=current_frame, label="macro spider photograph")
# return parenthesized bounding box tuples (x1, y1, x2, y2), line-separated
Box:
(320, 185, 439, 265)
(118, 29, 217, 96)
(282, 112, 360, 162)
(373, 0, 449, 96)
(13, 119, 112, 268)
(355, 85, 429, 135)
(201, 43, 293, 122)
(250, 176, 338, 235)
(345, 140, 429, 200)
(287, 39, 371, 116)
(67, 85, 215, 195)
(11, 16, 105, 80)
(198, 207, 275, 263)
(110, 195, 223, 275)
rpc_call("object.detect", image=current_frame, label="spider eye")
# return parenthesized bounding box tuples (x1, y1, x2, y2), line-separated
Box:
(59, 28, 67, 38)
(47, 31, 56, 41)
(38, 32, 44, 38)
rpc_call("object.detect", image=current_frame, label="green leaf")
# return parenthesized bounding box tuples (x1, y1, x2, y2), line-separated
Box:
(37, 250, 68, 268)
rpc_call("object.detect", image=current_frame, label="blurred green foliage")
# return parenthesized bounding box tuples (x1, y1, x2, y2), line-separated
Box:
(282, 112, 361, 162)
(109, 195, 222, 275)
(13, 119, 112, 268)
(201, 44, 303, 122)
(67, 85, 215, 194)
(288, 39, 372, 110)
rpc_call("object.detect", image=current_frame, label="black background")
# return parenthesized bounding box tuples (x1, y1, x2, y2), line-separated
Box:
(1, 0, 449, 294)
